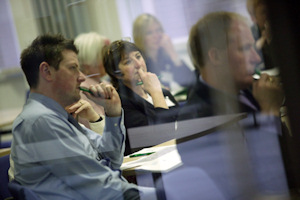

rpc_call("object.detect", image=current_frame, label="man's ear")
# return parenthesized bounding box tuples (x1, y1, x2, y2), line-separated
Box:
(207, 47, 223, 66)
(39, 62, 54, 81)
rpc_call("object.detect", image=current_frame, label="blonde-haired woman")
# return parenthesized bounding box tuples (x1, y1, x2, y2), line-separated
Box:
(133, 13, 195, 95)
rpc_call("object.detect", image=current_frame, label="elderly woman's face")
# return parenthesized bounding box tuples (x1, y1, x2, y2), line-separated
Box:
(144, 21, 163, 52)
(117, 51, 147, 86)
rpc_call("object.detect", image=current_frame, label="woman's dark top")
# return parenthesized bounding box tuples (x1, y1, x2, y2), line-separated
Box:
(117, 83, 179, 155)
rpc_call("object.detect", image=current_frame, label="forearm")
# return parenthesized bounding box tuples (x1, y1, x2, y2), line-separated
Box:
(150, 91, 168, 109)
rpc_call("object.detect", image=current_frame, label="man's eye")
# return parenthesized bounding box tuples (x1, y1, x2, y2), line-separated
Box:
(239, 45, 251, 52)
(70, 66, 78, 70)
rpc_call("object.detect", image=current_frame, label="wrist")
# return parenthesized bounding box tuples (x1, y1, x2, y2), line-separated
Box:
(105, 108, 122, 117)
(89, 114, 102, 123)
(148, 88, 164, 96)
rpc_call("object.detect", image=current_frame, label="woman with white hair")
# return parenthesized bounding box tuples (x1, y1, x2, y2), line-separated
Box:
(73, 32, 110, 133)
(75, 32, 110, 82)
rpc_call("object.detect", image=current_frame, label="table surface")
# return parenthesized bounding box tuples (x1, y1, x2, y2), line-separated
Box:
(0, 147, 10, 157)
(122, 139, 176, 176)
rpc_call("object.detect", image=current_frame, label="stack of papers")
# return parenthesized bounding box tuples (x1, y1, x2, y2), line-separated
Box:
(121, 145, 182, 173)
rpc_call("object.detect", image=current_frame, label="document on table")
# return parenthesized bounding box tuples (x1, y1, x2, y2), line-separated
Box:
(121, 145, 182, 173)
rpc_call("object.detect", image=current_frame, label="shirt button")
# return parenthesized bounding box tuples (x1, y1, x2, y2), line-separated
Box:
(114, 123, 118, 127)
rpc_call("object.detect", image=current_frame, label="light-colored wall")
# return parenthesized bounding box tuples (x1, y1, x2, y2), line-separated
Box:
(0, 70, 27, 109)
(10, 0, 39, 50)
(0, 0, 123, 111)
(0, 0, 37, 110)
(86, 0, 123, 41)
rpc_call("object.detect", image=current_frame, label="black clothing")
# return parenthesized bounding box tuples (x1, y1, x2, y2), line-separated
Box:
(117, 83, 179, 155)
(178, 78, 260, 121)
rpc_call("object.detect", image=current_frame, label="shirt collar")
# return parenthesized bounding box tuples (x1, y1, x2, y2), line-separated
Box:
(28, 92, 68, 119)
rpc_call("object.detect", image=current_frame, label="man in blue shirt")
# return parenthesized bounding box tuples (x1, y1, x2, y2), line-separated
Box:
(10, 34, 156, 200)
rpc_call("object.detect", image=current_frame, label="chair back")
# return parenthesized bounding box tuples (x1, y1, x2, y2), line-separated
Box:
(0, 155, 13, 200)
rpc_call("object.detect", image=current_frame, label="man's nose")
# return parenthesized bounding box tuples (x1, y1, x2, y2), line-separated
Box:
(251, 48, 262, 64)
(78, 71, 86, 82)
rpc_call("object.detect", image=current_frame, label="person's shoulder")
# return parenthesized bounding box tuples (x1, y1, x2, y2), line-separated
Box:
(186, 81, 208, 102)
(177, 97, 213, 121)
(13, 105, 66, 143)
(177, 82, 213, 120)
(15, 99, 63, 129)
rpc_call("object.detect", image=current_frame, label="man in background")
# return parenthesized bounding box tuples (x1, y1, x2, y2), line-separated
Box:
(176, 11, 288, 199)
(180, 11, 283, 119)
(247, 0, 275, 70)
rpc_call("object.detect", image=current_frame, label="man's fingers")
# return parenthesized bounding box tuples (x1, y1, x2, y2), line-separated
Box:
(105, 85, 115, 99)
(90, 85, 104, 98)
(66, 102, 81, 113)
(86, 94, 106, 105)
(74, 104, 85, 114)
(259, 73, 269, 82)
(90, 83, 114, 99)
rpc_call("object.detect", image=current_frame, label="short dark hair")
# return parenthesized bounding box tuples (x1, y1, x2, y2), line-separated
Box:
(20, 34, 78, 88)
(188, 11, 246, 72)
(102, 40, 144, 89)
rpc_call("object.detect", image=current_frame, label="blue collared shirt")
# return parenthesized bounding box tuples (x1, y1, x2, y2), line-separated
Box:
(10, 93, 139, 199)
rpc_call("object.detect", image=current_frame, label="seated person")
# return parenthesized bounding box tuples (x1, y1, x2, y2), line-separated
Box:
(133, 13, 195, 97)
(179, 11, 284, 120)
(74, 32, 111, 130)
(176, 11, 288, 199)
(246, 0, 276, 70)
(9, 34, 156, 200)
(102, 40, 179, 154)
(9, 99, 105, 180)
(74, 32, 110, 83)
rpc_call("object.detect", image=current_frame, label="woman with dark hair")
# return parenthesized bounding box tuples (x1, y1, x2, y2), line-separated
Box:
(103, 40, 179, 154)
